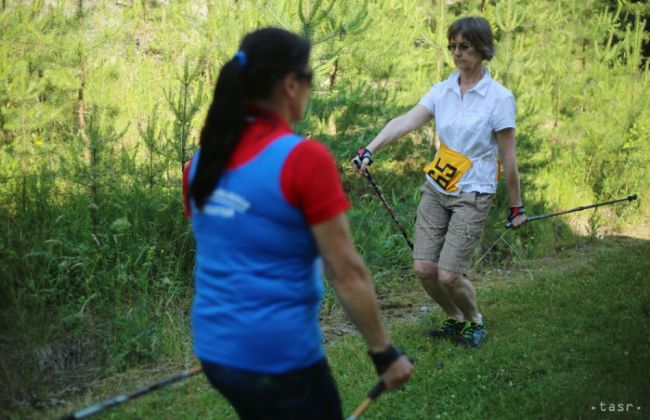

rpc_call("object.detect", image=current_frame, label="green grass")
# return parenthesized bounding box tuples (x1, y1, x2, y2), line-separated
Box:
(24, 234, 647, 420)
(2, 2, 649, 418)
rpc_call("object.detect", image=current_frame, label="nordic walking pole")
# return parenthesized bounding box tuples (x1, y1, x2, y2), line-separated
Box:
(347, 380, 386, 420)
(60, 366, 203, 419)
(361, 167, 414, 249)
(505, 194, 638, 228)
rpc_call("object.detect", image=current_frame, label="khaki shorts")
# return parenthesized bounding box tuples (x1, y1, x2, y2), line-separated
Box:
(413, 181, 493, 275)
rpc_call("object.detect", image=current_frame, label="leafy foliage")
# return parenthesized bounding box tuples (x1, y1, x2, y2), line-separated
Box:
(0, 0, 648, 411)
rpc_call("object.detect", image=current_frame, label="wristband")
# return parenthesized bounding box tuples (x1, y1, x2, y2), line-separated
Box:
(368, 343, 403, 375)
(356, 148, 373, 166)
(508, 206, 526, 222)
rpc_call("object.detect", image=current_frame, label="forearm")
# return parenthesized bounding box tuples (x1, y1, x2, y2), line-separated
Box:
(496, 128, 523, 207)
(324, 258, 390, 352)
(313, 214, 391, 352)
(365, 105, 432, 154)
(502, 157, 523, 207)
(313, 215, 414, 389)
(366, 115, 410, 154)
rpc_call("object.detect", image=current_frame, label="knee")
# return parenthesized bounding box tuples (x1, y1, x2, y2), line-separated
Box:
(413, 260, 437, 281)
(436, 269, 459, 288)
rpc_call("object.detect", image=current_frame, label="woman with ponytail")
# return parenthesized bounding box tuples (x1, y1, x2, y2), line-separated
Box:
(183, 28, 412, 419)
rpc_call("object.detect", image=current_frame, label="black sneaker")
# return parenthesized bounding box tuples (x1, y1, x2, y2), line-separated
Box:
(457, 322, 488, 348)
(429, 319, 464, 339)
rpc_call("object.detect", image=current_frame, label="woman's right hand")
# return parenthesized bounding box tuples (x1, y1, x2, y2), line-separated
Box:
(381, 355, 414, 391)
(351, 147, 373, 175)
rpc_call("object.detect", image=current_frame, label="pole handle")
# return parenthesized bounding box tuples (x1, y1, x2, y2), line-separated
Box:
(347, 381, 386, 420)
(367, 380, 386, 399)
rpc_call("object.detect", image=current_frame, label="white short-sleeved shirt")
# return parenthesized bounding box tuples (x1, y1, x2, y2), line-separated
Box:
(418, 67, 516, 195)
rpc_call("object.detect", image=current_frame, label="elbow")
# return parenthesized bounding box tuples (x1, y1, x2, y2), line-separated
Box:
(326, 252, 371, 291)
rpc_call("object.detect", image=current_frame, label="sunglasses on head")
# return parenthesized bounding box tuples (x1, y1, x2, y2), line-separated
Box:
(447, 43, 473, 52)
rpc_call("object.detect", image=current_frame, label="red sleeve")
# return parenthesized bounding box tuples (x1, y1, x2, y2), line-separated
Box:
(182, 158, 192, 217)
(281, 140, 350, 225)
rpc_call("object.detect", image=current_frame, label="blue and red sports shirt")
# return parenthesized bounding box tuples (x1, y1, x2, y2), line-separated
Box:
(183, 109, 349, 373)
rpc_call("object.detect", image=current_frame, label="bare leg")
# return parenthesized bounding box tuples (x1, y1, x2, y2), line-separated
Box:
(413, 259, 464, 321)
(437, 267, 482, 324)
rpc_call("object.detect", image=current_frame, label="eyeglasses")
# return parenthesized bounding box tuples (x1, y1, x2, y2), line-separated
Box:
(295, 69, 313, 86)
(447, 43, 473, 53)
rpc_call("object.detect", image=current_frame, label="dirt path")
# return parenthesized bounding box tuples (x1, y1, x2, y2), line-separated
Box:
(321, 289, 433, 344)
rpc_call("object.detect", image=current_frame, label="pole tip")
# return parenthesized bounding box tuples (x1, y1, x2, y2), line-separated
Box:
(628, 194, 638, 201)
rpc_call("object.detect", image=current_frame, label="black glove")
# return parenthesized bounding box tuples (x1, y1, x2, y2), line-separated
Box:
(355, 147, 373, 167)
(368, 343, 404, 375)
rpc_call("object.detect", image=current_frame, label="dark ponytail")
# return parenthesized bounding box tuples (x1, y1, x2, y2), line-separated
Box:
(190, 28, 311, 210)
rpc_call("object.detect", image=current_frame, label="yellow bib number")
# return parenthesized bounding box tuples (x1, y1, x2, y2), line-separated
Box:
(423, 144, 473, 192)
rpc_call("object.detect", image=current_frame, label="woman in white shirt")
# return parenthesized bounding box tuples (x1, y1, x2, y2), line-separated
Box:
(352, 16, 527, 348)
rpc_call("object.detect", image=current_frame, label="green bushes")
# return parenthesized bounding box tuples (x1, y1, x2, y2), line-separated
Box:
(0, 0, 648, 409)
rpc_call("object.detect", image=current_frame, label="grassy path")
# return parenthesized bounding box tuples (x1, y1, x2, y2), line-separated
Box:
(33, 234, 650, 419)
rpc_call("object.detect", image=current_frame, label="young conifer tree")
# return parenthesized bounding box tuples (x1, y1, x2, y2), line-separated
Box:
(163, 59, 205, 176)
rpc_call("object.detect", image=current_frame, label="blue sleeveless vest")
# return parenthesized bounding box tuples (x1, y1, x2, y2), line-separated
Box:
(189, 134, 325, 373)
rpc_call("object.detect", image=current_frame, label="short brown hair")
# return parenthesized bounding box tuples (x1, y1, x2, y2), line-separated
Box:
(447, 16, 495, 61)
